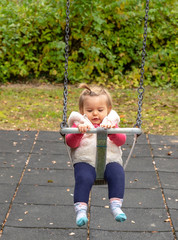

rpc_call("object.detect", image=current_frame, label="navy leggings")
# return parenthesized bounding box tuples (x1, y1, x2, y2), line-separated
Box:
(74, 162, 125, 204)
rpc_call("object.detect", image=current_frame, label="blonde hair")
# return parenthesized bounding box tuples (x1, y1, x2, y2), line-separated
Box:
(79, 83, 112, 113)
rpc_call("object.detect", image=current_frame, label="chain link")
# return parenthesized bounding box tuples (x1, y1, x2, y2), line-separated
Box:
(136, 0, 150, 128)
(61, 0, 70, 129)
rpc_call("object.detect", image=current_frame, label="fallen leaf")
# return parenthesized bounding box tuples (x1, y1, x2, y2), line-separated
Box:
(164, 218, 171, 222)
(104, 205, 109, 208)
(18, 219, 23, 222)
(131, 220, 135, 224)
(69, 232, 75, 236)
(48, 180, 53, 183)
(167, 151, 172, 156)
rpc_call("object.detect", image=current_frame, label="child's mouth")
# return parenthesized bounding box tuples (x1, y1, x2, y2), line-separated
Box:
(92, 118, 100, 122)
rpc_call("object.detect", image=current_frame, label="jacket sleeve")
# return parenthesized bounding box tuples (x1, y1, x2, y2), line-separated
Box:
(65, 123, 83, 148)
(108, 124, 126, 146)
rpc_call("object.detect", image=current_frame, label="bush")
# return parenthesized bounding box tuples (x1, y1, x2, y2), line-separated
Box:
(0, 0, 177, 87)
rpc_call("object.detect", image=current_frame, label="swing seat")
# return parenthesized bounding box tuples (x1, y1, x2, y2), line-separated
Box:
(61, 127, 142, 185)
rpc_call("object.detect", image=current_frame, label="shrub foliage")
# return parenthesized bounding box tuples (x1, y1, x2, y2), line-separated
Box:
(0, 0, 177, 87)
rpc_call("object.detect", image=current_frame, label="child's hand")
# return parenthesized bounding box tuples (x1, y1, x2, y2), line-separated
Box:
(100, 119, 116, 129)
(78, 123, 91, 133)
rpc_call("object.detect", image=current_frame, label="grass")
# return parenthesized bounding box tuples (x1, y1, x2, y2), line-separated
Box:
(0, 84, 177, 135)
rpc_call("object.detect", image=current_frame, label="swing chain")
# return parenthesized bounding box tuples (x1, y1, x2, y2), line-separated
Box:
(61, 0, 70, 129)
(136, 0, 150, 129)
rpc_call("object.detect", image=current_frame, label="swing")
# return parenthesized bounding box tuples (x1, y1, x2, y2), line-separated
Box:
(60, 0, 150, 184)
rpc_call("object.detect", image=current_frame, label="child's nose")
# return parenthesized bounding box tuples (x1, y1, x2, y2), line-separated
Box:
(93, 110, 97, 115)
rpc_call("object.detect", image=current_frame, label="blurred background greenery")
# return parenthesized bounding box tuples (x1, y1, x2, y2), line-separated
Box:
(0, 0, 177, 88)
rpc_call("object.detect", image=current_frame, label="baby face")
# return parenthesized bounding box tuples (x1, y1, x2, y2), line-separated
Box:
(82, 95, 111, 125)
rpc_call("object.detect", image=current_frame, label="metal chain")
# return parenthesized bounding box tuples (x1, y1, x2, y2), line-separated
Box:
(61, 0, 70, 129)
(136, 0, 150, 128)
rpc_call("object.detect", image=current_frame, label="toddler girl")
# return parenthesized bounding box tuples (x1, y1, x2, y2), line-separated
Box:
(66, 83, 127, 227)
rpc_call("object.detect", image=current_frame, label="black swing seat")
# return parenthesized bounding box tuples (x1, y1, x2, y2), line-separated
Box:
(61, 127, 141, 185)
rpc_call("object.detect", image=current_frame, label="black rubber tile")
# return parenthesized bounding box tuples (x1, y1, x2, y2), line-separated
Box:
(154, 157, 178, 172)
(1, 227, 87, 240)
(164, 189, 178, 209)
(169, 209, 178, 231)
(90, 230, 174, 240)
(0, 153, 28, 169)
(0, 184, 17, 203)
(0, 130, 37, 140)
(124, 156, 154, 172)
(148, 135, 178, 145)
(27, 153, 71, 170)
(6, 204, 80, 229)
(90, 207, 171, 231)
(0, 139, 35, 153)
(122, 144, 151, 157)
(37, 131, 63, 141)
(14, 185, 74, 206)
(125, 134, 148, 145)
(159, 172, 178, 189)
(125, 171, 159, 189)
(91, 187, 165, 209)
(0, 168, 22, 184)
(151, 145, 178, 158)
(21, 169, 74, 187)
(0, 203, 9, 226)
(32, 141, 68, 155)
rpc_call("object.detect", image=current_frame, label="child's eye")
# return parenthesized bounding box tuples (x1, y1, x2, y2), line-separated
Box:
(98, 109, 103, 112)
(87, 110, 92, 112)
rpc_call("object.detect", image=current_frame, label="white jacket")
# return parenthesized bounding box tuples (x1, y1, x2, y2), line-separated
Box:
(67, 110, 123, 168)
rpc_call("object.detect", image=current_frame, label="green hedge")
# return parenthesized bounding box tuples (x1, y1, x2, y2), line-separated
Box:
(0, 0, 177, 87)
